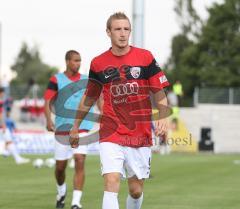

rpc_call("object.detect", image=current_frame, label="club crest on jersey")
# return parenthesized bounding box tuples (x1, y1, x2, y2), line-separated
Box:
(130, 67, 141, 79)
(159, 75, 167, 84)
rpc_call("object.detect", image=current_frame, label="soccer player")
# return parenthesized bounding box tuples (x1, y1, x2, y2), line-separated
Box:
(44, 50, 94, 209)
(70, 12, 170, 209)
(0, 87, 30, 164)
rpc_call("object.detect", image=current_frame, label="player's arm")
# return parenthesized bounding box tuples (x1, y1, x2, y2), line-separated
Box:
(70, 65, 103, 148)
(44, 76, 57, 132)
(72, 94, 97, 129)
(152, 90, 169, 136)
(96, 94, 103, 114)
(70, 82, 102, 148)
(70, 96, 98, 148)
(146, 52, 170, 136)
(44, 99, 55, 132)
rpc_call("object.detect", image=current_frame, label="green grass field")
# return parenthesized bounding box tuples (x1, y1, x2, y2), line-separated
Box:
(0, 153, 240, 209)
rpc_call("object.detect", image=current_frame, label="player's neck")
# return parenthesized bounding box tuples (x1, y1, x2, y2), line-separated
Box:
(64, 70, 78, 77)
(111, 45, 130, 56)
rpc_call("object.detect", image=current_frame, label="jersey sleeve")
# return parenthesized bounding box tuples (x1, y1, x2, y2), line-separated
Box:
(85, 60, 103, 99)
(145, 53, 170, 92)
(44, 75, 58, 101)
(0, 100, 3, 114)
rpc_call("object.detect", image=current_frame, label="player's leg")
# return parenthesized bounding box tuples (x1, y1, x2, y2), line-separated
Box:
(102, 172, 121, 209)
(71, 144, 88, 209)
(73, 154, 86, 190)
(127, 177, 144, 209)
(55, 160, 68, 208)
(6, 141, 24, 163)
(71, 152, 86, 209)
(3, 129, 29, 164)
(100, 142, 125, 209)
(0, 132, 10, 157)
(125, 146, 152, 209)
(55, 141, 70, 208)
(55, 160, 68, 185)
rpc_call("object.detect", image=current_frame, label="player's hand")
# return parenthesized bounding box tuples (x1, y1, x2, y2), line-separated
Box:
(69, 128, 79, 148)
(46, 119, 55, 132)
(154, 118, 168, 137)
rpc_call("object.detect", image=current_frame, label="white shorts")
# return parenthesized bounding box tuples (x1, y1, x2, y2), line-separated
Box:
(0, 128, 12, 142)
(99, 142, 152, 179)
(54, 140, 88, 161)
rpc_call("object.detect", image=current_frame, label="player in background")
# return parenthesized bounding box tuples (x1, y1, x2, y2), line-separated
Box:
(70, 12, 170, 209)
(0, 87, 30, 164)
(44, 50, 95, 209)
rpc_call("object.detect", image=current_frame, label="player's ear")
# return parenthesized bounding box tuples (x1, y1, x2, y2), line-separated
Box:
(106, 28, 111, 37)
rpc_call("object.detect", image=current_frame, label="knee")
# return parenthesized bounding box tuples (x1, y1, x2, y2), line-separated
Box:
(129, 189, 143, 199)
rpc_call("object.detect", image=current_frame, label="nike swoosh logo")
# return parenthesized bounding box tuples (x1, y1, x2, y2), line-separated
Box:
(105, 75, 110, 78)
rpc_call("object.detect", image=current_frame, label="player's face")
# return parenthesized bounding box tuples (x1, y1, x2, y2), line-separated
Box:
(67, 54, 81, 73)
(107, 19, 131, 49)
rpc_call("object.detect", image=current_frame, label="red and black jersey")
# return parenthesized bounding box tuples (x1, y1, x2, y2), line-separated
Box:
(0, 99, 3, 114)
(0, 98, 4, 128)
(44, 73, 81, 101)
(86, 46, 170, 147)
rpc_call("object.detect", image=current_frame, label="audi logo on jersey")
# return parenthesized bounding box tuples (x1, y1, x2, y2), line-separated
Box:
(110, 82, 139, 97)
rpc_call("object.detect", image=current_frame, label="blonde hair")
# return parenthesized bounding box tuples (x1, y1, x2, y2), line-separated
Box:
(106, 12, 131, 30)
